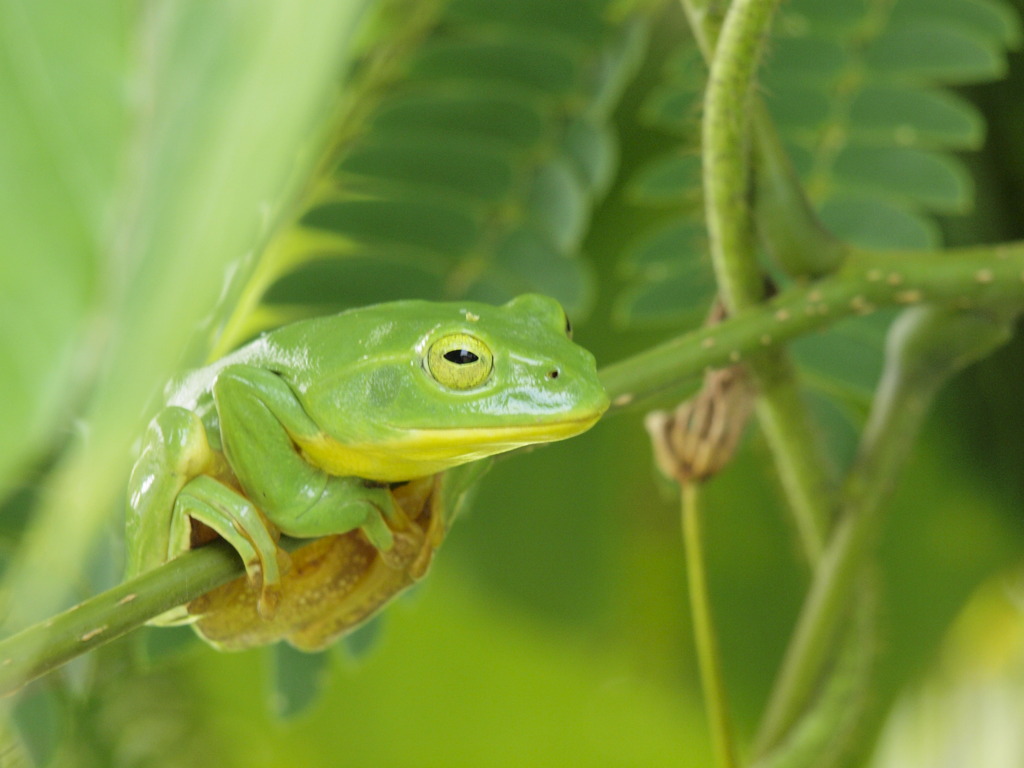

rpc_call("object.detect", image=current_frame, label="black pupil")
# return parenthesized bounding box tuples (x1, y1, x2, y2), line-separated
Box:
(444, 349, 479, 365)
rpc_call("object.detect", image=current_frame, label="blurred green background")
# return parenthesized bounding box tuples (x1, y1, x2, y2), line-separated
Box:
(2, 0, 1024, 765)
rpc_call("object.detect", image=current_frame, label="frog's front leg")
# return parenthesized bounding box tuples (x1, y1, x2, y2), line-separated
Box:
(170, 476, 282, 617)
(212, 365, 409, 563)
(126, 406, 283, 623)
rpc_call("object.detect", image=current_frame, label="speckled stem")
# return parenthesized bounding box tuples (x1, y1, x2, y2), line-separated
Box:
(0, 541, 243, 698)
(679, 0, 844, 279)
(702, 0, 774, 311)
(701, 0, 837, 564)
(600, 243, 1024, 403)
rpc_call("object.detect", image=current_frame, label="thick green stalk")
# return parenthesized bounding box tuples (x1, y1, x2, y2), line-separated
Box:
(0, 542, 243, 697)
(750, 307, 1014, 756)
(683, 483, 738, 768)
(701, 0, 834, 563)
(702, 0, 776, 311)
(680, 0, 843, 280)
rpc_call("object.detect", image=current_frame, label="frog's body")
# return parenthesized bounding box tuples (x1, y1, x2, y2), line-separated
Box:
(126, 295, 608, 626)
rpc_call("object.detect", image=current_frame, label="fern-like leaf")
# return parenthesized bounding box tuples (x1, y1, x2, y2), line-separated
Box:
(219, 0, 647, 350)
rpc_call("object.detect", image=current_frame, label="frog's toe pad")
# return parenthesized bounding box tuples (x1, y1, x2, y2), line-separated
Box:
(377, 528, 424, 570)
(257, 584, 282, 620)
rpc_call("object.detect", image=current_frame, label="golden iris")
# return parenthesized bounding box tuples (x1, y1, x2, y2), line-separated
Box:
(426, 333, 493, 390)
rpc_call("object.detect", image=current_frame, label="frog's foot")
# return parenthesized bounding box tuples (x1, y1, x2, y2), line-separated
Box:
(382, 529, 425, 570)
(171, 475, 283, 618)
(358, 505, 424, 570)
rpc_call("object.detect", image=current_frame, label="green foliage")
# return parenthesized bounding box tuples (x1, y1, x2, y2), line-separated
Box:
(4, 0, 1024, 765)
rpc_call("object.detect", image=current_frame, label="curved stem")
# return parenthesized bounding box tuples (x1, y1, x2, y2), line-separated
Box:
(682, 483, 738, 768)
(703, 0, 776, 311)
(680, 0, 843, 280)
(701, 0, 835, 564)
(750, 307, 1014, 756)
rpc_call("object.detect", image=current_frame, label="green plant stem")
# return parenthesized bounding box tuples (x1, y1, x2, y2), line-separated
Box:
(0, 541, 243, 698)
(681, 0, 845, 563)
(680, 0, 841, 279)
(600, 243, 1024, 403)
(749, 360, 830, 563)
(703, 0, 776, 311)
(750, 307, 1014, 757)
(677, 0, 726, 61)
(701, 0, 835, 564)
(682, 483, 738, 768)
(750, 100, 845, 277)
(751, 584, 877, 768)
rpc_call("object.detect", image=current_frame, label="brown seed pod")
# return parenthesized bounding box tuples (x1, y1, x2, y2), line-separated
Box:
(645, 365, 755, 485)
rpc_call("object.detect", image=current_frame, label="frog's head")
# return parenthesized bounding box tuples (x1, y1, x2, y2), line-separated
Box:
(297, 294, 610, 481)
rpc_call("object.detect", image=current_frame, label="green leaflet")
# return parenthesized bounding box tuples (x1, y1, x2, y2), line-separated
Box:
(846, 85, 983, 149)
(615, 218, 713, 327)
(628, 153, 703, 205)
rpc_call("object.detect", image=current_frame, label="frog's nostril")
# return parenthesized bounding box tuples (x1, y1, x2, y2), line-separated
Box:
(547, 369, 560, 380)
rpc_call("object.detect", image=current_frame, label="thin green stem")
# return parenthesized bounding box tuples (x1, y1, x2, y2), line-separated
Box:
(750, 361, 829, 564)
(677, 0, 727, 59)
(682, 483, 738, 768)
(750, 307, 1014, 756)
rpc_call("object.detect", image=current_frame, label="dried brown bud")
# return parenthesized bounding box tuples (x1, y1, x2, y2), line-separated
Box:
(645, 365, 754, 485)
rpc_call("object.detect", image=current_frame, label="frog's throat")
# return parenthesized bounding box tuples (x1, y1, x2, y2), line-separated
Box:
(295, 415, 601, 483)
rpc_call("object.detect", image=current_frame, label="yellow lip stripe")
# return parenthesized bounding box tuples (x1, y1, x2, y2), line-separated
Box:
(294, 415, 602, 482)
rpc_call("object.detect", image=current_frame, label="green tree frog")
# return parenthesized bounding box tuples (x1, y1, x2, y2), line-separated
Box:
(126, 294, 609, 637)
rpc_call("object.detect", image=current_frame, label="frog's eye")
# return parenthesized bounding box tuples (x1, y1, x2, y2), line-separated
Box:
(426, 333, 493, 390)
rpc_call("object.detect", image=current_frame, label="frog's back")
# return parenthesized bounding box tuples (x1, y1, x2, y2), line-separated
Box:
(165, 304, 425, 410)
(263, 301, 438, 370)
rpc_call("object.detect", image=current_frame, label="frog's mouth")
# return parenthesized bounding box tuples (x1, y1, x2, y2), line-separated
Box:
(401, 411, 605, 457)
(298, 411, 604, 483)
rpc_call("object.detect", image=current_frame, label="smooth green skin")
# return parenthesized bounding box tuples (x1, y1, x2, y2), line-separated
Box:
(125, 294, 609, 621)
